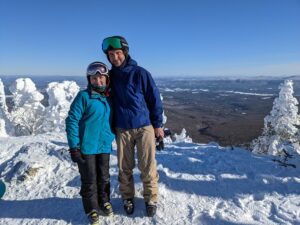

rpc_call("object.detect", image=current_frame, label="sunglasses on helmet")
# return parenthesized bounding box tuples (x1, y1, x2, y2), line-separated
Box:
(102, 37, 128, 53)
(87, 63, 109, 76)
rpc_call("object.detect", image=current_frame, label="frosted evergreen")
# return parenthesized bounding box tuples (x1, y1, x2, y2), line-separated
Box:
(251, 80, 300, 156)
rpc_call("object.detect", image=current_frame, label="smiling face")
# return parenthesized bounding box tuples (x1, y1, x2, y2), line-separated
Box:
(89, 73, 107, 86)
(107, 49, 126, 67)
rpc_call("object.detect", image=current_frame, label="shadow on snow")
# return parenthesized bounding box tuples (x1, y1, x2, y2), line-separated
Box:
(0, 197, 84, 224)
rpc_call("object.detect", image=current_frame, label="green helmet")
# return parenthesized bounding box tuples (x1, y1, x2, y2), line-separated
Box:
(102, 36, 129, 54)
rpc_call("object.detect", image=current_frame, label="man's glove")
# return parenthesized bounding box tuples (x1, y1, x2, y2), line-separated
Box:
(69, 148, 85, 164)
(156, 137, 164, 151)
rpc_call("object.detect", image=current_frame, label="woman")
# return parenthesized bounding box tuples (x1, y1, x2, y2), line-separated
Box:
(66, 61, 115, 224)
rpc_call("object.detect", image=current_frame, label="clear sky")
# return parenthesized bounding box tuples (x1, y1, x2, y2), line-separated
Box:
(0, 0, 300, 77)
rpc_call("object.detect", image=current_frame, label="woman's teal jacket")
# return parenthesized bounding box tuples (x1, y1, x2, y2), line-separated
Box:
(65, 89, 115, 154)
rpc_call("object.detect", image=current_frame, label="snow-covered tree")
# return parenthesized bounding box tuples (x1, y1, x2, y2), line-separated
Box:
(0, 79, 8, 113)
(159, 94, 174, 145)
(0, 119, 8, 137)
(0, 79, 7, 136)
(42, 81, 79, 132)
(251, 80, 300, 156)
(0, 79, 12, 136)
(9, 78, 45, 135)
(173, 128, 192, 143)
(160, 94, 167, 125)
(0, 78, 81, 136)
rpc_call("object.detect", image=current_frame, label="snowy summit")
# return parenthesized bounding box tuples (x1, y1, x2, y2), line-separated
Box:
(0, 78, 300, 225)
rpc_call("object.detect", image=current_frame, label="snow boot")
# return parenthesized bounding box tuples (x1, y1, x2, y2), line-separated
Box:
(145, 201, 157, 217)
(123, 198, 134, 215)
(101, 202, 113, 216)
(87, 210, 99, 225)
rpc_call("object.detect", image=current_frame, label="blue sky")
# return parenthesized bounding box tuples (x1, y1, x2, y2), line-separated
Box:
(0, 0, 299, 77)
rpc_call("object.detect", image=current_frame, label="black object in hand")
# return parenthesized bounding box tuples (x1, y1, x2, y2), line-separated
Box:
(156, 137, 164, 151)
(163, 128, 172, 137)
(69, 148, 85, 164)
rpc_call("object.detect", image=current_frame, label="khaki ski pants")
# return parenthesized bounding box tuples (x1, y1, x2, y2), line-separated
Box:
(116, 125, 159, 202)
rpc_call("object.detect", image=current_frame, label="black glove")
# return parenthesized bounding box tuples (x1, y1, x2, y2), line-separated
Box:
(69, 148, 85, 164)
(156, 137, 164, 151)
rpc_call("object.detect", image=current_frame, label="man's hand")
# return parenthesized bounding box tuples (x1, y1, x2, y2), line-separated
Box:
(154, 127, 164, 138)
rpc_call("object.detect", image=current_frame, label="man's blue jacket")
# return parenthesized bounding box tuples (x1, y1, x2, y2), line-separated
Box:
(65, 89, 115, 154)
(110, 56, 163, 129)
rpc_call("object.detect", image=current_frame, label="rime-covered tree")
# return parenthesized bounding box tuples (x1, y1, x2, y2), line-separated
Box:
(1, 78, 81, 136)
(173, 128, 192, 143)
(160, 94, 167, 125)
(9, 78, 45, 135)
(0, 79, 8, 113)
(0, 79, 10, 136)
(42, 81, 79, 132)
(252, 80, 300, 156)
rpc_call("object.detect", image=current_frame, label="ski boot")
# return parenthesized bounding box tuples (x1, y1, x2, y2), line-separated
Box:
(87, 210, 99, 225)
(123, 198, 134, 215)
(101, 202, 113, 216)
(145, 201, 157, 217)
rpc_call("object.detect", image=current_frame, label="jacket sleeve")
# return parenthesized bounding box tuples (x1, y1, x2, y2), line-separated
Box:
(141, 68, 163, 128)
(107, 96, 116, 134)
(65, 92, 85, 149)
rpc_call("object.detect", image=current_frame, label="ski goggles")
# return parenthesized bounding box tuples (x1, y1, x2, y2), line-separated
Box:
(87, 63, 109, 76)
(102, 37, 128, 52)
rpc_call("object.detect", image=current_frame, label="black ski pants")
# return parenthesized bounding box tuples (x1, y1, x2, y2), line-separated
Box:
(77, 153, 110, 214)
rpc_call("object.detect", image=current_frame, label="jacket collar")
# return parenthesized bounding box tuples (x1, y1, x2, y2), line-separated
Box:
(87, 86, 106, 99)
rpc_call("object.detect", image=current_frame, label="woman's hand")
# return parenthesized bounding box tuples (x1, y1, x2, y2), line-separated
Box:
(69, 148, 85, 164)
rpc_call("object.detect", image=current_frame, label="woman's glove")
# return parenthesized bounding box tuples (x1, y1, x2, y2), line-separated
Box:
(69, 148, 85, 164)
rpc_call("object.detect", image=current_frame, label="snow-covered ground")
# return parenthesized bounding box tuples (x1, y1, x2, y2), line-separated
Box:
(1, 132, 300, 225)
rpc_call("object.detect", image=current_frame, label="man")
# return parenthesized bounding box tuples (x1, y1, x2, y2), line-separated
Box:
(102, 36, 164, 217)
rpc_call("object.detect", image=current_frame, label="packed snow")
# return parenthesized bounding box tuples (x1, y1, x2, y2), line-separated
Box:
(1, 132, 300, 225)
(0, 78, 300, 225)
